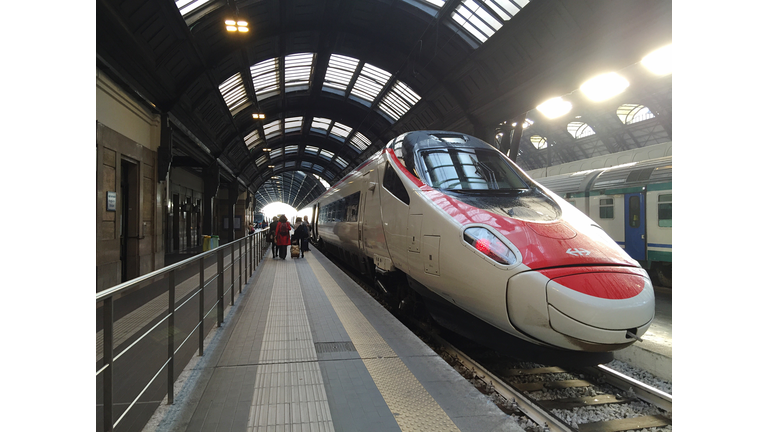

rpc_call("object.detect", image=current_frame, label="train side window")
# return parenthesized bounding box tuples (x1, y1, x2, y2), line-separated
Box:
(383, 162, 411, 205)
(599, 198, 614, 219)
(629, 196, 641, 228)
(658, 194, 672, 227)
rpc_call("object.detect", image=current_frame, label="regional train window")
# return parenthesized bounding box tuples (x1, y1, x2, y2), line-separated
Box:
(658, 194, 672, 227)
(599, 198, 614, 219)
(629, 196, 641, 228)
(420, 148, 528, 191)
(383, 162, 410, 205)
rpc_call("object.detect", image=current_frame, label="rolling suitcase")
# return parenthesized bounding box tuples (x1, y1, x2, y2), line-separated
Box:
(290, 243, 300, 258)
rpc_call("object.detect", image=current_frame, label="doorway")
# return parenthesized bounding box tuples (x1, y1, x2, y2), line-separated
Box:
(120, 159, 139, 282)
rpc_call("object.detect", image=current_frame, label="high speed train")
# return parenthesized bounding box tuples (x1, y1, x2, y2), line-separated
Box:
(307, 131, 655, 364)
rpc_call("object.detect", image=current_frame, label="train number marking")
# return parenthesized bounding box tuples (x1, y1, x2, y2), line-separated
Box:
(566, 248, 591, 256)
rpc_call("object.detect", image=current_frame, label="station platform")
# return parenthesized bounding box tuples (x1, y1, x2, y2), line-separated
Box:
(143, 248, 524, 432)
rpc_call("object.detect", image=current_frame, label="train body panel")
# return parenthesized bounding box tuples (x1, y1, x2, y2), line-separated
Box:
(308, 131, 657, 356)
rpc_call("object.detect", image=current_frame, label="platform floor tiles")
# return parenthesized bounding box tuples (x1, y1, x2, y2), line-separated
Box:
(144, 249, 523, 432)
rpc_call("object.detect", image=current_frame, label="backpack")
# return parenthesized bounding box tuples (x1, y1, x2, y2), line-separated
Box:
(279, 222, 290, 235)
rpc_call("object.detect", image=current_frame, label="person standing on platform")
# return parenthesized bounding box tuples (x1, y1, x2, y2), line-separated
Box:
(294, 217, 309, 258)
(274, 215, 292, 260)
(268, 216, 279, 258)
(302, 215, 312, 252)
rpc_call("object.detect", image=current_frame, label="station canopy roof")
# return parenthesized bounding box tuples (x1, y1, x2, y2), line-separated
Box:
(97, 0, 672, 212)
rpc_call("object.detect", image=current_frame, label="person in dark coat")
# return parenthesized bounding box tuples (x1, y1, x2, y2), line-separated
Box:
(294, 217, 309, 258)
(302, 215, 312, 252)
(268, 216, 279, 258)
(274, 215, 292, 259)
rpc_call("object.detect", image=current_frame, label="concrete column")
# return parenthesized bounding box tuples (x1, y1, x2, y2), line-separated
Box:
(203, 164, 220, 236)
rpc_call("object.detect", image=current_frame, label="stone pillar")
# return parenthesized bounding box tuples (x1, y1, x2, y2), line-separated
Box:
(227, 182, 240, 243)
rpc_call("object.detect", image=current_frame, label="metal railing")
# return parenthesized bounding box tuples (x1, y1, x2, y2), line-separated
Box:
(96, 230, 268, 432)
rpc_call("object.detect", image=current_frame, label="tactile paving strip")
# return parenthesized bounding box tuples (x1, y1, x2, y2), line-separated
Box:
(247, 261, 334, 432)
(307, 256, 461, 432)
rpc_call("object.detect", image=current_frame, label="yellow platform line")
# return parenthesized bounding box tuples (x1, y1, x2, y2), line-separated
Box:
(307, 255, 460, 432)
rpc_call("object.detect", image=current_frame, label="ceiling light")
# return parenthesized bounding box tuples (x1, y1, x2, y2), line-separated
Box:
(263, 148, 271, 152)
(642, 45, 672, 75)
(225, 19, 248, 32)
(268, 165, 275, 168)
(580, 72, 629, 102)
(252, 113, 266, 119)
(536, 97, 572, 119)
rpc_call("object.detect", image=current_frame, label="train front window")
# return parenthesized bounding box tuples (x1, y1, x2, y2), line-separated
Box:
(420, 148, 529, 191)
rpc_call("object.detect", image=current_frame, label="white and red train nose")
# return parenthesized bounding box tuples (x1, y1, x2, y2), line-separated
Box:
(507, 266, 655, 351)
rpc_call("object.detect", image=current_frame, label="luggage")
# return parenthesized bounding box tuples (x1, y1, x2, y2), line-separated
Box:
(291, 244, 300, 258)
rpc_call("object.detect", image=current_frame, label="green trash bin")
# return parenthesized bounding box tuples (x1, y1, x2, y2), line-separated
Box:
(202, 235, 211, 251)
(210, 235, 219, 249)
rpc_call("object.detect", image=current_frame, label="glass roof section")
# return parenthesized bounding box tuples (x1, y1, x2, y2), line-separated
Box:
(617, 104, 655, 125)
(244, 129, 262, 150)
(251, 58, 280, 101)
(378, 80, 421, 122)
(452, 0, 531, 44)
(530, 135, 547, 150)
(263, 120, 281, 140)
(255, 154, 269, 166)
(314, 174, 331, 189)
(284, 53, 315, 92)
(310, 117, 332, 134)
(324, 54, 359, 92)
(284, 116, 304, 134)
(219, 72, 250, 115)
(330, 123, 353, 141)
(350, 132, 371, 152)
(335, 157, 349, 169)
(567, 122, 596, 139)
(176, 0, 211, 17)
(350, 63, 392, 104)
(305, 146, 320, 155)
(319, 149, 334, 160)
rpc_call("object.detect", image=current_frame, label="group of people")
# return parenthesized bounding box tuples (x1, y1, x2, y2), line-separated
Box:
(267, 215, 312, 260)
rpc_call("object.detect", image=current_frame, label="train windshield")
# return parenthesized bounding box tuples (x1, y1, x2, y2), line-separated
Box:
(419, 148, 529, 191)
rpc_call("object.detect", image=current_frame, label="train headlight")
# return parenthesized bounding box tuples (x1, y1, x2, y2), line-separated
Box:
(463, 227, 517, 265)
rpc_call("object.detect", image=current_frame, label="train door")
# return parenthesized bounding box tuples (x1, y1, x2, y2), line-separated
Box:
(624, 192, 646, 261)
(357, 173, 369, 252)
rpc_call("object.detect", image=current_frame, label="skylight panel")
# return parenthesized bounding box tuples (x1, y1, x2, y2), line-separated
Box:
(219, 73, 250, 115)
(314, 174, 331, 189)
(310, 117, 332, 134)
(567, 122, 596, 139)
(351, 63, 391, 103)
(284, 116, 304, 134)
(484, 0, 528, 21)
(270, 148, 282, 159)
(378, 80, 421, 121)
(244, 129, 263, 149)
(452, 0, 502, 43)
(176, 0, 211, 17)
(256, 154, 269, 166)
(324, 54, 359, 91)
(263, 120, 281, 140)
(319, 149, 334, 160)
(284, 53, 315, 92)
(251, 58, 280, 100)
(305, 146, 320, 155)
(350, 132, 371, 152)
(284, 145, 299, 155)
(335, 157, 349, 169)
(302, 161, 314, 169)
(330, 123, 353, 141)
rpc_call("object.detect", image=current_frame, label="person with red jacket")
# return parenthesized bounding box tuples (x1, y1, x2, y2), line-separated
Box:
(274, 214, 292, 260)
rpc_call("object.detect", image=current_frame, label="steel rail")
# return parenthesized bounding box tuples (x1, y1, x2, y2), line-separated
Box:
(438, 337, 577, 432)
(592, 364, 673, 412)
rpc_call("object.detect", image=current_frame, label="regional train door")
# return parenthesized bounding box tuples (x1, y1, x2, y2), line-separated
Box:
(624, 193, 646, 261)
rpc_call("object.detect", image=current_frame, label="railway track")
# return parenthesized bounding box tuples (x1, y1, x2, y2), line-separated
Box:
(320, 246, 672, 431)
(436, 333, 672, 432)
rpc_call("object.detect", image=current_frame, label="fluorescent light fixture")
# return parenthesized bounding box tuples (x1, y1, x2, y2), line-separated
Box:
(252, 113, 266, 119)
(642, 45, 672, 75)
(226, 26, 237, 32)
(580, 72, 629, 102)
(225, 20, 236, 25)
(536, 97, 572, 119)
(225, 19, 248, 32)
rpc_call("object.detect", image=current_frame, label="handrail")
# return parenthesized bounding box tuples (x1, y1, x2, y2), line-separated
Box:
(97, 230, 268, 432)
